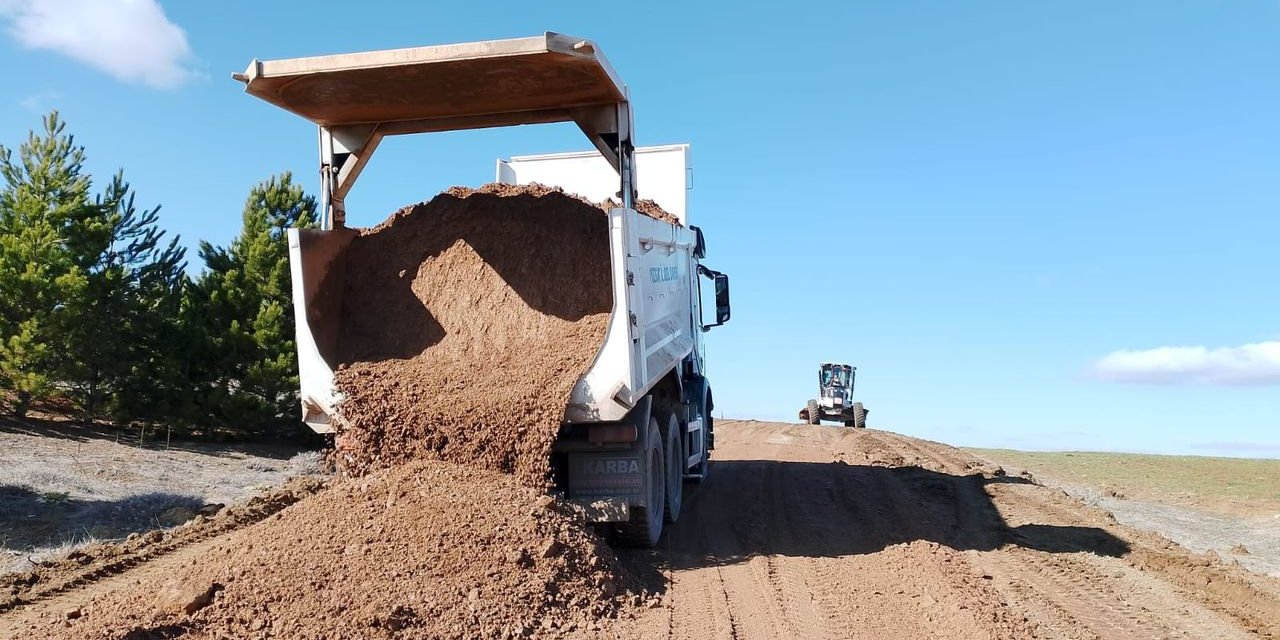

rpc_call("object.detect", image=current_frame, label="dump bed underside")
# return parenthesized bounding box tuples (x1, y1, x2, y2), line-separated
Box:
(239, 33, 626, 129)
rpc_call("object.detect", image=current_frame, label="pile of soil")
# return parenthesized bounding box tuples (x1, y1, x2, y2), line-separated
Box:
(330, 183, 655, 485)
(12, 185, 675, 639)
(27, 461, 644, 639)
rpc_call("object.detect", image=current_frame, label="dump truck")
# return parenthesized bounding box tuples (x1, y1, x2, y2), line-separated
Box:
(235, 33, 731, 546)
(799, 363, 867, 428)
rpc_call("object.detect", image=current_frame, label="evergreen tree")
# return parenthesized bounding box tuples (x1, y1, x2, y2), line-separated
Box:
(62, 172, 187, 423)
(0, 113, 187, 424)
(1, 113, 313, 437)
(0, 113, 93, 417)
(191, 173, 316, 436)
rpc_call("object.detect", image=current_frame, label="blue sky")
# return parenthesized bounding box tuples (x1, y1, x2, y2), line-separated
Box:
(1, 1, 1277, 456)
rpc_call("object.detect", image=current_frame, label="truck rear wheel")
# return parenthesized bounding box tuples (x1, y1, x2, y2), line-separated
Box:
(806, 399, 820, 425)
(852, 402, 867, 429)
(691, 388, 712, 483)
(616, 417, 665, 547)
(663, 414, 683, 523)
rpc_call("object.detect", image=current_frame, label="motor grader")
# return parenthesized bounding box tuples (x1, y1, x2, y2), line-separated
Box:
(799, 363, 867, 428)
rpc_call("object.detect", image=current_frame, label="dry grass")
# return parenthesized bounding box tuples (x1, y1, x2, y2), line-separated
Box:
(0, 420, 328, 576)
(286, 450, 328, 476)
(970, 448, 1280, 517)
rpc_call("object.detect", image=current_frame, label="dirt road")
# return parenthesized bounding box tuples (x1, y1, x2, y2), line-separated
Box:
(6, 420, 1280, 639)
(620, 420, 1280, 640)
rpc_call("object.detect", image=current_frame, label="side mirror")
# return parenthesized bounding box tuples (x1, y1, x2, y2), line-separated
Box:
(714, 273, 730, 324)
(698, 265, 731, 330)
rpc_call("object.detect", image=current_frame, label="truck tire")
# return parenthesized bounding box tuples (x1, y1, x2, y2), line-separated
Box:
(806, 399, 820, 425)
(663, 413, 683, 523)
(852, 402, 867, 429)
(616, 417, 665, 547)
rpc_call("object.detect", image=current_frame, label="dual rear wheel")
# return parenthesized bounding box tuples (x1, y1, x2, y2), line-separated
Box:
(616, 412, 690, 547)
(615, 416, 665, 547)
(664, 414, 684, 524)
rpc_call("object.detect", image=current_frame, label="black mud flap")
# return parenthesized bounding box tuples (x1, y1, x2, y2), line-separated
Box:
(564, 396, 653, 507)
(567, 451, 645, 501)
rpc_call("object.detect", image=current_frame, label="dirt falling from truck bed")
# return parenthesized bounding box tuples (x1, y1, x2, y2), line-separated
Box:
(11, 186, 673, 639)
(332, 183, 664, 485)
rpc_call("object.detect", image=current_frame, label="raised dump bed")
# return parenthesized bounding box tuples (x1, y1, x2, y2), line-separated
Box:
(237, 34, 731, 547)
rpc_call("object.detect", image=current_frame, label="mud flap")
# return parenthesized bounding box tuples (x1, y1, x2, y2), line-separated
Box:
(567, 450, 645, 502)
(565, 397, 653, 515)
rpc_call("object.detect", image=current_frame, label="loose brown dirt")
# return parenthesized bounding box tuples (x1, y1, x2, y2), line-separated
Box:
(330, 183, 620, 486)
(7, 421, 1280, 639)
(5, 184, 673, 639)
(2, 476, 326, 614)
(613, 421, 1280, 640)
(16, 462, 644, 640)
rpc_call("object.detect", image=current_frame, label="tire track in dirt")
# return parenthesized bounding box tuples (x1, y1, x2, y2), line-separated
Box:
(647, 424, 1037, 640)
(664, 562, 740, 640)
(658, 455, 760, 640)
(0, 477, 323, 624)
(979, 567, 1102, 640)
(0, 479, 327, 637)
(863, 425, 1273, 638)
(752, 555, 837, 639)
(981, 549, 1251, 640)
(765, 479, 857, 640)
(661, 420, 1280, 639)
(988, 478, 1280, 637)
(661, 448, 848, 640)
(1, 535, 227, 637)
(1090, 554, 1260, 640)
(853, 430, 1088, 638)
(659, 506, 743, 640)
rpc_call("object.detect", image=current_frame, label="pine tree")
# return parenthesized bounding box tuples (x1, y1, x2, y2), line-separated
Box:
(1, 114, 313, 436)
(0, 113, 188, 424)
(190, 173, 317, 436)
(63, 172, 187, 424)
(0, 113, 93, 417)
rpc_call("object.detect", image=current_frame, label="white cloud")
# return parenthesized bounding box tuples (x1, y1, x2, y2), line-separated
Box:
(1093, 341, 1280, 386)
(0, 0, 194, 89)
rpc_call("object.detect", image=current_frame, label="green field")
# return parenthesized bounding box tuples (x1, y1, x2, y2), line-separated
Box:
(969, 449, 1280, 517)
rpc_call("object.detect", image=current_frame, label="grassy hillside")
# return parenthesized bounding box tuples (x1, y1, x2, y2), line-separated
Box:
(969, 449, 1280, 517)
